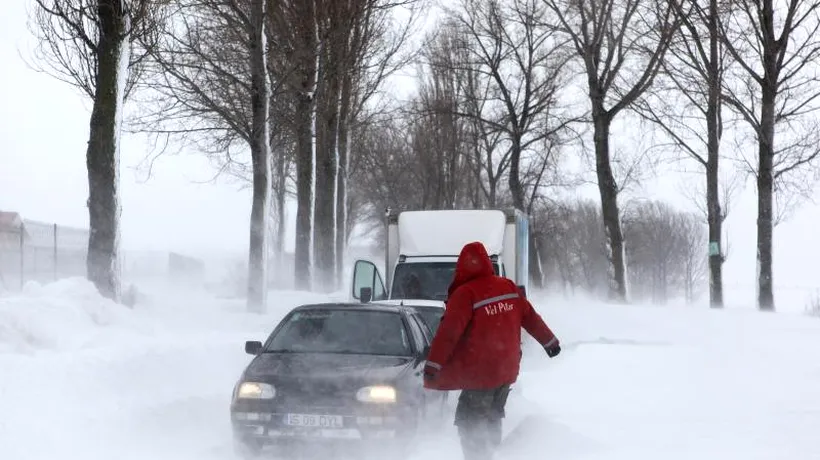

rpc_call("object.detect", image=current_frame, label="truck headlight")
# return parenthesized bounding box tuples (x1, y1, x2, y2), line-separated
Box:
(356, 385, 396, 403)
(236, 382, 276, 399)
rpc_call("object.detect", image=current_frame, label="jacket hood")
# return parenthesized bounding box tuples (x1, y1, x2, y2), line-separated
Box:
(448, 241, 495, 297)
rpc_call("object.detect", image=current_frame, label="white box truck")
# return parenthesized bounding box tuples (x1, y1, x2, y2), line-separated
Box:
(351, 208, 530, 303)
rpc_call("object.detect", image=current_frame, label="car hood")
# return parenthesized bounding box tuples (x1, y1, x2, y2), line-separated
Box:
(244, 352, 414, 384)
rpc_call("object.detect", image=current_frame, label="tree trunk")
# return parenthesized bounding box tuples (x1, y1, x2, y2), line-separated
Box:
(488, 176, 497, 208)
(593, 111, 628, 302)
(335, 67, 353, 285)
(508, 138, 525, 210)
(275, 147, 287, 284)
(528, 230, 543, 289)
(757, 87, 775, 311)
(705, 0, 724, 308)
(86, 0, 129, 302)
(293, 0, 318, 291)
(294, 92, 314, 291)
(313, 38, 341, 292)
(246, 0, 271, 313)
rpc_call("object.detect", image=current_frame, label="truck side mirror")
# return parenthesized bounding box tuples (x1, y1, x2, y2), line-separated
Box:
(360, 287, 373, 303)
(517, 285, 527, 299)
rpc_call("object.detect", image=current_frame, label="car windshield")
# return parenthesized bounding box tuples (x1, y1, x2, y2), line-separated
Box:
(392, 262, 500, 300)
(265, 309, 412, 356)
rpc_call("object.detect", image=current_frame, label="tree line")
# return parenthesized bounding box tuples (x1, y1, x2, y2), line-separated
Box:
(29, 0, 820, 311)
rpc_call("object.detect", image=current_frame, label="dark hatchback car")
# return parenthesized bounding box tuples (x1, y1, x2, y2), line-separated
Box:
(231, 303, 447, 458)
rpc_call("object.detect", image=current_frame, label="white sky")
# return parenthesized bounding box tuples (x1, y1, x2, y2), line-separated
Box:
(1, 1, 818, 308)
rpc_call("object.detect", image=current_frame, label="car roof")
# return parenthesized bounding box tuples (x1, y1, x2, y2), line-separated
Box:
(407, 305, 445, 313)
(291, 302, 414, 314)
(375, 299, 445, 309)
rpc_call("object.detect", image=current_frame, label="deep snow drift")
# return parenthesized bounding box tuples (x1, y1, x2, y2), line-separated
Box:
(2, 278, 820, 460)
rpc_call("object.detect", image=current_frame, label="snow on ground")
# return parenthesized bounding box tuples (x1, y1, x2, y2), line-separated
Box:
(2, 279, 820, 460)
(0, 278, 343, 460)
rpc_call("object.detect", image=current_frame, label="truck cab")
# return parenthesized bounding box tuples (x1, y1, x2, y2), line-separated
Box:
(351, 208, 529, 303)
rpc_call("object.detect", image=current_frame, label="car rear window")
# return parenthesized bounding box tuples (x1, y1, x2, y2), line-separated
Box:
(265, 309, 412, 356)
(412, 307, 444, 333)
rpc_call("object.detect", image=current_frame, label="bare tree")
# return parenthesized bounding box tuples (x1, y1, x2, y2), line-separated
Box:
(134, 0, 275, 310)
(136, 0, 302, 288)
(334, 0, 423, 282)
(269, 0, 319, 290)
(309, 0, 422, 290)
(535, 198, 609, 297)
(268, 92, 297, 283)
(408, 29, 474, 209)
(622, 200, 707, 304)
(443, 0, 577, 286)
(247, 0, 272, 312)
(30, 0, 166, 301)
(718, 0, 820, 311)
(347, 117, 425, 241)
(632, 0, 731, 307)
(543, 0, 679, 302)
(28, 0, 162, 101)
(335, 3, 365, 283)
(423, 23, 507, 208)
(132, 0, 254, 175)
(312, 0, 346, 291)
(680, 210, 708, 303)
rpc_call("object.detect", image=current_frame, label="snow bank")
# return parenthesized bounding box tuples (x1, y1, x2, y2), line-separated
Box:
(0, 276, 349, 356)
(0, 277, 151, 354)
(0, 279, 344, 460)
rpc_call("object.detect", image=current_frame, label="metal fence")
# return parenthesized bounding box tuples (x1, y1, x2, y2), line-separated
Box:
(0, 220, 89, 291)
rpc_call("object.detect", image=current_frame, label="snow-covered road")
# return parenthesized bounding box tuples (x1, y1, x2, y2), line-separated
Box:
(3, 279, 820, 460)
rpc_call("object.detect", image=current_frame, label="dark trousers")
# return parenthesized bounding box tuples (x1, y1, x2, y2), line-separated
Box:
(454, 385, 512, 460)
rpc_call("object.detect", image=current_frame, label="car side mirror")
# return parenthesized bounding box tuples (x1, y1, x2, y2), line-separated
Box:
(360, 287, 372, 303)
(245, 340, 262, 355)
(517, 285, 527, 299)
(419, 344, 430, 360)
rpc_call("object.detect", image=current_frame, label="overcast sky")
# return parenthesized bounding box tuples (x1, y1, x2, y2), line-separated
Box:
(1, 1, 818, 309)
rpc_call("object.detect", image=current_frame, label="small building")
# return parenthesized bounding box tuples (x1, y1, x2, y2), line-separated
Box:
(0, 211, 27, 249)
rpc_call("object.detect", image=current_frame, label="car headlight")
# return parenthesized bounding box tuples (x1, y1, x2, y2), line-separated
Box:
(236, 382, 276, 399)
(356, 385, 397, 403)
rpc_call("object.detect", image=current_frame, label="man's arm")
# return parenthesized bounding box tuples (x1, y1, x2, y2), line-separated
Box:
(426, 288, 473, 371)
(521, 298, 559, 352)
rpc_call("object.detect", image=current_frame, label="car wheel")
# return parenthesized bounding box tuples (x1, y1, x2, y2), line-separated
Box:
(233, 436, 264, 459)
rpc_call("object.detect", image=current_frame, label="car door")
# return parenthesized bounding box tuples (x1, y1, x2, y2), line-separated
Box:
(413, 312, 452, 414)
(407, 312, 447, 417)
(351, 260, 387, 302)
(402, 313, 429, 390)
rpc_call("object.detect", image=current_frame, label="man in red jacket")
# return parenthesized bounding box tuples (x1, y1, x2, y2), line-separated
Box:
(423, 241, 560, 460)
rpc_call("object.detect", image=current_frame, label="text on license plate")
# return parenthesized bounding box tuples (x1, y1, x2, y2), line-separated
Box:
(284, 414, 344, 428)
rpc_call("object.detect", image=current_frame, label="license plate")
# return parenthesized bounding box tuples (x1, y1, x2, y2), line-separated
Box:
(284, 413, 344, 428)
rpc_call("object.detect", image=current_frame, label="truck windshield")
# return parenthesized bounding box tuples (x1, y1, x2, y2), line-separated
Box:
(392, 262, 500, 300)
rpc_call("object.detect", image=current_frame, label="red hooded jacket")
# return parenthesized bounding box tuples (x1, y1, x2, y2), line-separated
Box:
(424, 241, 558, 391)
